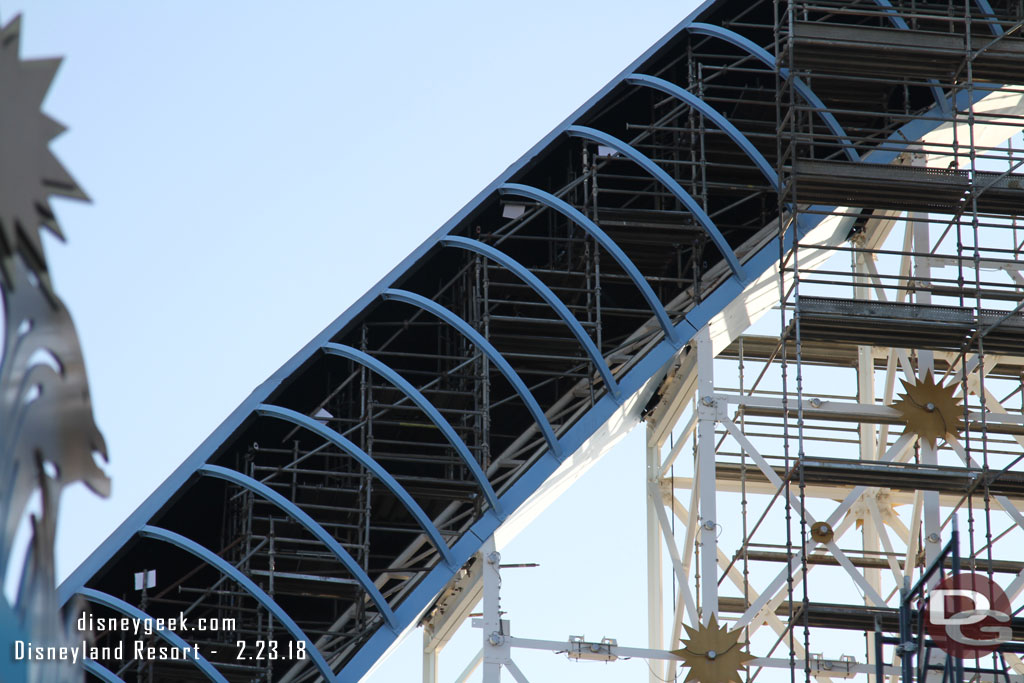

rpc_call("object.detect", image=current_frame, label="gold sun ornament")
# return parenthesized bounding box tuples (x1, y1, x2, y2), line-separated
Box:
(892, 372, 963, 447)
(671, 615, 755, 683)
(0, 14, 88, 283)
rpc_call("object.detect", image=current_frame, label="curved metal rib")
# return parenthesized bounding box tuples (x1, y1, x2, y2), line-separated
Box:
(973, 0, 1003, 35)
(380, 288, 564, 459)
(868, 0, 948, 110)
(82, 659, 125, 683)
(624, 74, 778, 189)
(686, 22, 860, 162)
(321, 343, 506, 514)
(137, 526, 335, 682)
(498, 183, 683, 346)
(77, 587, 227, 683)
(869, 0, 909, 29)
(198, 463, 398, 629)
(566, 125, 745, 280)
(438, 236, 622, 402)
(254, 403, 455, 566)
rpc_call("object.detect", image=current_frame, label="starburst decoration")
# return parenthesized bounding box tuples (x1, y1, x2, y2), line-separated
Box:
(0, 16, 105, 683)
(892, 372, 963, 447)
(672, 615, 754, 683)
(0, 15, 88, 281)
(0, 14, 106, 566)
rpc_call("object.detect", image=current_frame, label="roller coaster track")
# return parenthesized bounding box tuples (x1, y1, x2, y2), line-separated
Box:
(61, 0, 1024, 680)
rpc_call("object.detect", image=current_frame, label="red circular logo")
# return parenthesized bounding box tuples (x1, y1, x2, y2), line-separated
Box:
(923, 573, 1011, 659)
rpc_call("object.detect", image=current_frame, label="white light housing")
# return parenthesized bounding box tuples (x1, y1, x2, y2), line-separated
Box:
(134, 570, 156, 590)
(502, 203, 526, 219)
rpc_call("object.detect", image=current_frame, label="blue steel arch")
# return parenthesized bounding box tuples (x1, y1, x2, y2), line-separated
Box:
(685, 22, 860, 163)
(253, 403, 456, 566)
(565, 125, 745, 280)
(380, 288, 565, 460)
(870, 0, 908, 29)
(197, 463, 399, 629)
(77, 587, 227, 683)
(868, 0, 948, 110)
(82, 660, 124, 683)
(624, 74, 778, 189)
(973, 0, 1003, 34)
(438, 236, 622, 402)
(320, 342, 505, 514)
(137, 526, 335, 681)
(497, 182, 684, 346)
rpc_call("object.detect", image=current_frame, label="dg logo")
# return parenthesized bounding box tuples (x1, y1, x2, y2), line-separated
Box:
(924, 573, 1012, 659)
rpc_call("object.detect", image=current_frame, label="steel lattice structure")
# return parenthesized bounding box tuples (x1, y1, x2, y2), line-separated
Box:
(59, 1, 1024, 681)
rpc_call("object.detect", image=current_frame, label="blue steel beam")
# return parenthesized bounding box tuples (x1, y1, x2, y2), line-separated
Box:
(136, 526, 335, 681)
(77, 587, 227, 683)
(870, 0, 910, 29)
(253, 403, 456, 566)
(438, 236, 622, 402)
(624, 73, 778, 189)
(197, 464, 399, 629)
(970, 0, 1003, 35)
(497, 183, 686, 346)
(686, 22, 860, 162)
(380, 288, 564, 459)
(321, 342, 505, 515)
(869, 0, 949, 110)
(565, 124, 745, 280)
(50, 0, 728, 616)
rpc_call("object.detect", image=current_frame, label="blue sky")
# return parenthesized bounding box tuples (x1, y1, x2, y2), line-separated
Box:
(5, 2, 703, 680)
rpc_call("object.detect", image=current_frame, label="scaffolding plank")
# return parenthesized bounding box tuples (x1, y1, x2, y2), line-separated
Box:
(714, 458, 1024, 497)
(793, 296, 1024, 355)
(720, 598, 1024, 640)
(790, 21, 1024, 83)
(792, 160, 1024, 216)
(720, 334, 1024, 377)
(743, 550, 1024, 575)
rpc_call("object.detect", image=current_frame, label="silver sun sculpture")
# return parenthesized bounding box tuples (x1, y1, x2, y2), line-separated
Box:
(0, 15, 108, 683)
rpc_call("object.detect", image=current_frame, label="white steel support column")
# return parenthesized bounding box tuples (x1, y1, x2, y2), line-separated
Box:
(482, 537, 503, 683)
(423, 630, 438, 683)
(854, 244, 878, 467)
(695, 326, 718, 624)
(645, 424, 664, 683)
(854, 237, 881, 670)
(911, 193, 941, 567)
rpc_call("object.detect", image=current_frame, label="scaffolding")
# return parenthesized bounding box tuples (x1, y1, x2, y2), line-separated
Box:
(60, 2, 1024, 682)
(638, 2, 1024, 682)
